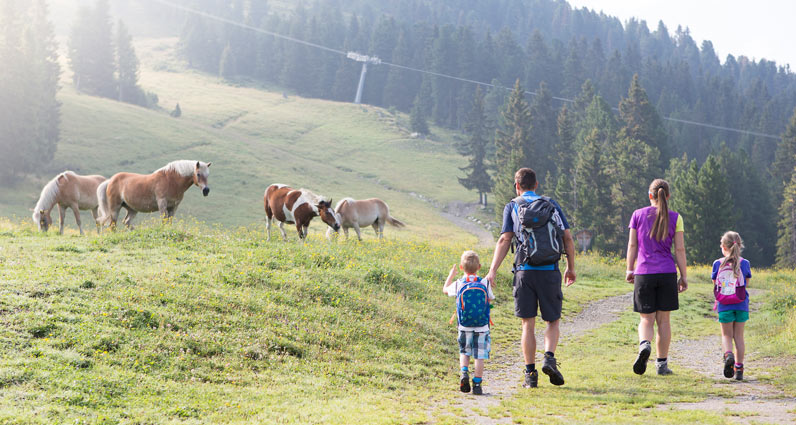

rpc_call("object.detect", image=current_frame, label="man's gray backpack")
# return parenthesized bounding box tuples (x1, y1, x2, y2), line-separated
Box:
(513, 196, 565, 267)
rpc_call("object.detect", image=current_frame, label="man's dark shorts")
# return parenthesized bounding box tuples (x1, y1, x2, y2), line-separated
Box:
(513, 269, 563, 321)
(633, 272, 679, 313)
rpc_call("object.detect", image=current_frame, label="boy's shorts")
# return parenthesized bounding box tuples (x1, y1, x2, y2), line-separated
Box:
(718, 310, 749, 323)
(458, 330, 491, 360)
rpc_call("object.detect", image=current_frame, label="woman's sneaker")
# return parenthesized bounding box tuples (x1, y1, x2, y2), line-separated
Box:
(723, 352, 735, 378)
(523, 370, 538, 388)
(634, 341, 651, 375)
(735, 365, 744, 381)
(656, 360, 673, 375)
(460, 371, 470, 393)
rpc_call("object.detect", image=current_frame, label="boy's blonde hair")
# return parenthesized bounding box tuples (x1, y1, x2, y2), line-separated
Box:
(460, 250, 480, 274)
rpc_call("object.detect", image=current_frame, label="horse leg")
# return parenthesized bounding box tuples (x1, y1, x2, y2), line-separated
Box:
(278, 221, 288, 241)
(352, 223, 362, 241)
(123, 209, 138, 230)
(343, 227, 350, 240)
(71, 203, 83, 235)
(58, 204, 66, 235)
(157, 199, 169, 224)
(296, 223, 305, 240)
(303, 225, 309, 239)
(91, 207, 100, 234)
(372, 220, 383, 239)
(266, 217, 272, 241)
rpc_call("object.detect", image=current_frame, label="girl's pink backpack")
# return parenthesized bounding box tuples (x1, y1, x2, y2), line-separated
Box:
(714, 258, 746, 304)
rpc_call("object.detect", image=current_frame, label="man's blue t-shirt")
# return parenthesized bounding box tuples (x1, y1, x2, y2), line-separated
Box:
(711, 258, 752, 312)
(500, 191, 570, 271)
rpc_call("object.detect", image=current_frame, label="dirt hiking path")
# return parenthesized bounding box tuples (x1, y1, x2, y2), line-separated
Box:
(662, 290, 796, 424)
(438, 201, 494, 248)
(430, 292, 634, 424)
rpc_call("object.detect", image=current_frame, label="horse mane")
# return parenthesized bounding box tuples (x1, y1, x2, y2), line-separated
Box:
(335, 197, 355, 210)
(299, 188, 330, 205)
(34, 171, 74, 213)
(156, 160, 198, 177)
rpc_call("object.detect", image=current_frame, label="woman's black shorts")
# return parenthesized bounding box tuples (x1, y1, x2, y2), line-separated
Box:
(633, 272, 679, 313)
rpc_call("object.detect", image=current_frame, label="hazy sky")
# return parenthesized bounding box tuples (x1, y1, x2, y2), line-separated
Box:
(567, 0, 795, 68)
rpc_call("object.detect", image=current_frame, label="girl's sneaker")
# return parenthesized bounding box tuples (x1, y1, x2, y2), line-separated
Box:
(735, 365, 744, 381)
(723, 352, 735, 378)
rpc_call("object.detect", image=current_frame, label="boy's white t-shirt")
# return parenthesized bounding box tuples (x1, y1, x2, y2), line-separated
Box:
(445, 275, 495, 332)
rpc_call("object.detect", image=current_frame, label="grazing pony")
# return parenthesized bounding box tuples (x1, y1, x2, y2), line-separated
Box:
(96, 160, 211, 229)
(32, 171, 107, 235)
(263, 184, 340, 240)
(325, 197, 405, 240)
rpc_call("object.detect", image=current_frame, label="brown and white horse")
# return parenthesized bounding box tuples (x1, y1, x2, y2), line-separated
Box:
(263, 184, 340, 241)
(32, 171, 107, 234)
(325, 197, 405, 240)
(96, 160, 211, 229)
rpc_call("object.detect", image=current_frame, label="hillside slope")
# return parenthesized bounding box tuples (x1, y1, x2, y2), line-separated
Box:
(1, 38, 474, 241)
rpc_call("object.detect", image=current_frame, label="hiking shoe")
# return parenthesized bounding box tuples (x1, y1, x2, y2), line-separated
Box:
(723, 352, 735, 378)
(656, 360, 673, 376)
(472, 380, 483, 395)
(523, 370, 538, 388)
(542, 353, 565, 386)
(634, 342, 651, 375)
(460, 371, 470, 393)
(735, 365, 744, 381)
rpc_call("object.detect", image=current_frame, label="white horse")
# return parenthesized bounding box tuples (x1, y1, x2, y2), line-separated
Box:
(326, 197, 405, 240)
(32, 171, 106, 234)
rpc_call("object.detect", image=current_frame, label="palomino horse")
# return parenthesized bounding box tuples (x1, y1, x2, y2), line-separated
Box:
(325, 197, 405, 240)
(96, 160, 211, 229)
(263, 184, 340, 240)
(32, 171, 106, 235)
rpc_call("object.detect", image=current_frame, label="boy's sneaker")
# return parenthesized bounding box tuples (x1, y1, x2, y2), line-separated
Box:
(542, 353, 565, 386)
(735, 365, 744, 381)
(634, 341, 651, 375)
(723, 352, 735, 378)
(523, 370, 538, 388)
(472, 380, 483, 395)
(460, 371, 470, 393)
(656, 360, 673, 375)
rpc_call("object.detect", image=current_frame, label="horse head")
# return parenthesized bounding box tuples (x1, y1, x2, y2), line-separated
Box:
(316, 199, 341, 231)
(193, 161, 212, 196)
(33, 209, 52, 232)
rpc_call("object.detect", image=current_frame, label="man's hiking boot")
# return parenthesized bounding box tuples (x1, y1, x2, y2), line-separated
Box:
(472, 380, 483, 395)
(523, 370, 538, 388)
(723, 352, 735, 378)
(542, 353, 565, 386)
(656, 360, 673, 375)
(735, 365, 744, 381)
(634, 341, 651, 375)
(460, 370, 470, 393)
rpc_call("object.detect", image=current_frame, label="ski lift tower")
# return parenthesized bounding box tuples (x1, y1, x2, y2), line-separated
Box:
(347, 52, 381, 104)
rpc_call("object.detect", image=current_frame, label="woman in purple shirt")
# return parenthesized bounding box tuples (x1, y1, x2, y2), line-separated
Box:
(625, 179, 688, 376)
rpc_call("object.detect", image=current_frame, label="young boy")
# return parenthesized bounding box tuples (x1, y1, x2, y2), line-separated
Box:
(443, 250, 495, 395)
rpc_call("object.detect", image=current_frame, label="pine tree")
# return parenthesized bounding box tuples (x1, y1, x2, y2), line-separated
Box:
(69, 0, 116, 98)
(528, 81, 557, 180)
(619, 74, 669, 159)
(171, 103, 182, 118)
(458, 86, 493, 205)
(773, 107, 796, 194)
(410, 94, 429, 135)
(493, 80, 531, 218)
(555, 105, 576, 177)
(116, 19, 140, 104)
(219, 43, 236, 79)
(574, 128, 613, 246)
(776, 168, 796, 267)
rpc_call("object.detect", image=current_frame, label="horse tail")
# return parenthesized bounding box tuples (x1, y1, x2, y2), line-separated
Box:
(381, 201, 405, 228)
(95, 180, 111, 226)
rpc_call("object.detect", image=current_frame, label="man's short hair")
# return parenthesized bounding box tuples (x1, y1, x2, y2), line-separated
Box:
(460, 251, 480, 274)
(515, 168, 537, 191)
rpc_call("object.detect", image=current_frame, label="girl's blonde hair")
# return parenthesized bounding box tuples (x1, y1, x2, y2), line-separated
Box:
(720, 231, 744, 277)
(649, 179, 670, 241)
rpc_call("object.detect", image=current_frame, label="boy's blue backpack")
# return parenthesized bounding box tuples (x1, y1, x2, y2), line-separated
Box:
(455, 277, 492, 328)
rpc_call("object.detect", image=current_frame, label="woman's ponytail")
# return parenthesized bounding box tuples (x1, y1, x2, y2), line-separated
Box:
(649, 179, 670, 241)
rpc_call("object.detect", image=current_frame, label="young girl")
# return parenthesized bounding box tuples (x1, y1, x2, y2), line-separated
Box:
(711, 231, 751, 381)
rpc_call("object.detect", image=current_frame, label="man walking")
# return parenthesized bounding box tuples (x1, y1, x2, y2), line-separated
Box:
(485, 168, 576, 388)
